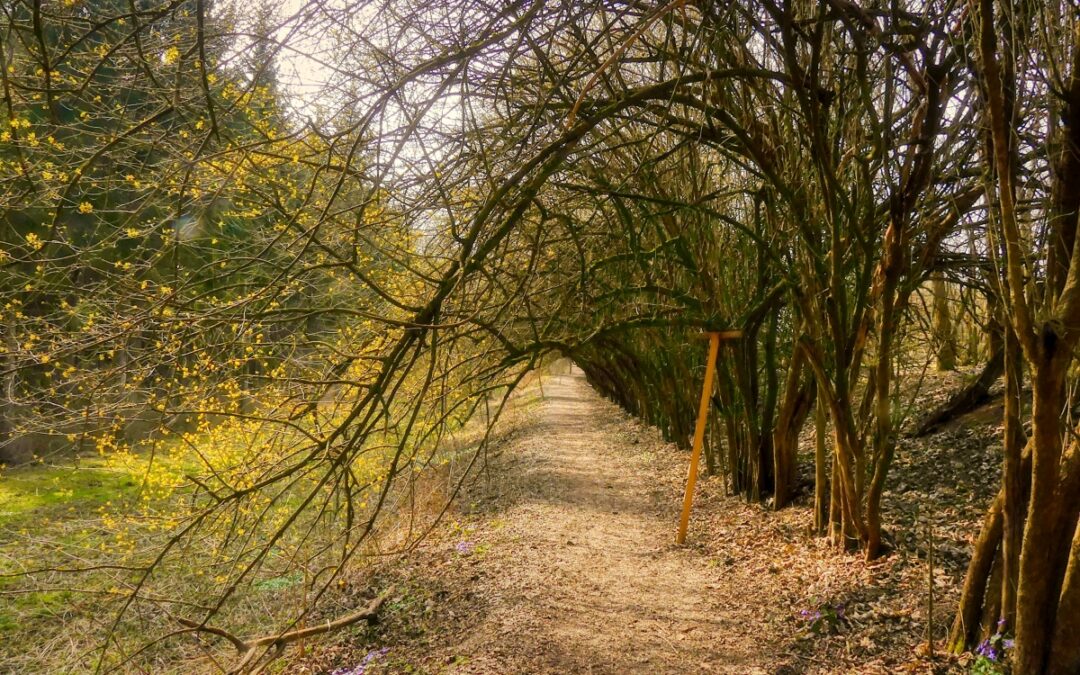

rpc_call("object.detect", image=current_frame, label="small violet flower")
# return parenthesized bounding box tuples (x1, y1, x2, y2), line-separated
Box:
(330, 647, 390, 675)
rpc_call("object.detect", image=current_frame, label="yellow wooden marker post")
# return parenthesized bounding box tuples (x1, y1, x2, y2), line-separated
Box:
(676, 330, 740, 544)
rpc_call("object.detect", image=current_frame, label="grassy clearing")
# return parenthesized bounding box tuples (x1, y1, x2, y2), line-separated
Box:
(0, 454, 166, 669)
(0, 420, 328, 670)
(0, 458, 139, 527)
(0, 380, 542, 673)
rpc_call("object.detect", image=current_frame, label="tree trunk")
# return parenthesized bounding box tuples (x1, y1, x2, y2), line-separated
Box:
(1000, 325, 1024, 629)
(756, 312, 780, 501)
(1047, 522, 1080, 675)
(867, 264, 900, 560)
(981, 548, 1005, 640)
(773, 343, 814, 510)
(828, 451, 842, 543)
(803, 344, 868, 550)
(830, 423, 864, 551)
(1014, 355, 1072, 673)
(933, 275, 956, 371)
(813, 397, 829, 534)
(949, 488, 1005, 652)
(965, 2, 1080, 670)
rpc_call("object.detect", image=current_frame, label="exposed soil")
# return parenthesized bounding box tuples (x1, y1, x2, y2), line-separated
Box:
(299, 365, 997, 674)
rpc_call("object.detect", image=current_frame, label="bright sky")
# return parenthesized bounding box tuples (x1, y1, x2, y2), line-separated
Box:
(271, 0, 341, 122)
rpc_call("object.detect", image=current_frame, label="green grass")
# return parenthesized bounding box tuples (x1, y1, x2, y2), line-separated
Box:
(0, 385, 517, 671)
(0, 457, 144, 647)
(0, 457, 139, 528)
(0, 588, 74, 631)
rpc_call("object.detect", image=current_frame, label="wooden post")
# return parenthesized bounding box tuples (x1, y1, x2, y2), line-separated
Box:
(676, 332, 722, 544)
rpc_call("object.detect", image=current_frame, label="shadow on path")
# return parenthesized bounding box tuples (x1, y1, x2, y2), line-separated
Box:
(423, 369, 773, 674)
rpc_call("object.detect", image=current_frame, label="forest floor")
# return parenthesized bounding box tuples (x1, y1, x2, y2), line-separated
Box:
(0, 359, 1002, 674)
(301, 364, 1000, 675)
(308, 368, 776, 673)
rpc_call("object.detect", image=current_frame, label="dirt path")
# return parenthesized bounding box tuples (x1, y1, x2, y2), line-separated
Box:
(387, 368, 776, 674)
(306, 362, 987, 675)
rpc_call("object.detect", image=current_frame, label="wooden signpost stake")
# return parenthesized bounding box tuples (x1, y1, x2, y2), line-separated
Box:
(676, 330, 741, 544)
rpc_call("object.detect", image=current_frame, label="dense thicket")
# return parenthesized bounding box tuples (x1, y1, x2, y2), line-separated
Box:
(2, 1, 1079, 672)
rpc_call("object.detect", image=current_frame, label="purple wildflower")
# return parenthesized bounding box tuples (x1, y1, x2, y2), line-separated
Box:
(455, 541, 474, 555)
(362, 647, 390, 663)
(976, 638, 1001, 661)
(330, 647, 390, 675)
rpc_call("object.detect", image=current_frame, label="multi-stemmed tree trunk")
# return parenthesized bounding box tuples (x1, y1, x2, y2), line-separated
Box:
(951, 2, 1080, 671)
